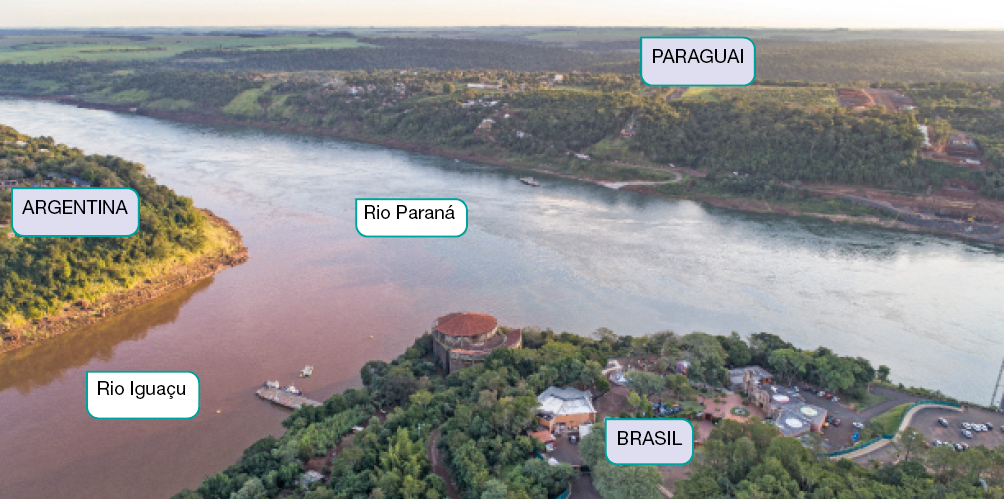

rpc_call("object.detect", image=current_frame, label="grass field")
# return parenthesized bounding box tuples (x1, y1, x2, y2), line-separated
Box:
(0, 35, 369, 63)
(680, 85, 837, 108)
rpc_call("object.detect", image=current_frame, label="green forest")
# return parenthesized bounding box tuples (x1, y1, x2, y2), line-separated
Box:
(0, 125, 211, 325)
(172, 328, 1001, 499)
(2, 34, 1003, 214)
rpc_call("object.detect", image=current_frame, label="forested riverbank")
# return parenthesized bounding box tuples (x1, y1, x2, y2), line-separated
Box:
(4, 58, 1003, 244)
(0, 125, 248, 352)
(173, 329, 1004, 499)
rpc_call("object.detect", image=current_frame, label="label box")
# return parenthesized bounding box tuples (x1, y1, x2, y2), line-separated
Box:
(605, 418, 695, 465)
(640, 37, 756, 86)
(86, 371, 200, 419)
(356, 198, 467, 237)
(11, 187, 141, 237)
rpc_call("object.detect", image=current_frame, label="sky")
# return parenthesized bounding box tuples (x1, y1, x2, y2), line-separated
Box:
(5, 0, 1004, 29)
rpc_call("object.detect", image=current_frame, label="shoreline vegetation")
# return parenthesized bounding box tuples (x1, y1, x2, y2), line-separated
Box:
(172, 328, 1004, 499)
(1, 209, 247, 353)
(0, 124, 249, 353)
(3, 75, 999, 244)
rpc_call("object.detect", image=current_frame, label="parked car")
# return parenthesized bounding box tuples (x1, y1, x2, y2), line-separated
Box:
(933, 440, 943, 447)
(852, 422, 865, 429)
(963, 429, 973, 439)
(826, 415, 835, 424)
(963, 422, 972, 430)
(986, 422, 994, 430)
(832, 396, 840, 402)
(817, 391, 826, 397)
(938, 418, 949, 427)
(962, 443, 970, 450)
(832, 419, 841, 427)
(569, 434, 578, 444)
(954, 443, 964, 451)
(824, 393, 835, 400)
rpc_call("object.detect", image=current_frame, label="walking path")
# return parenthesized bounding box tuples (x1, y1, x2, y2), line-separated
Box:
(428, 429, 462, 499)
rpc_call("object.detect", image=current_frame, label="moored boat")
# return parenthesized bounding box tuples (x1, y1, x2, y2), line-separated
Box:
(519, 176, 540, 186)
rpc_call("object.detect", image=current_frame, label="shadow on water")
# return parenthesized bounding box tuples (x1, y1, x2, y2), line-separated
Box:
(0, 278, 213, 395)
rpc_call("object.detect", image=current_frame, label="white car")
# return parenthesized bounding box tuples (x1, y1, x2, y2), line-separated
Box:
(832, 396, 840, 402)
(963, 423, 972, 430)
(962, 429, 973, 439)
(852, 422, 865, 429)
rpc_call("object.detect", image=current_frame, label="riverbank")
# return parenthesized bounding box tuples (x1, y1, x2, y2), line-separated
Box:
(11, 94, 1003, 247)
(0, 209, 248, 353)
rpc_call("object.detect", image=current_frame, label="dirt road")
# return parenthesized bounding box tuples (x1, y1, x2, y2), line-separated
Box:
(428, 429, 462, 499)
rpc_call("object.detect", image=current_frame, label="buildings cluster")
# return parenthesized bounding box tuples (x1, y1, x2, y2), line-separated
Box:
(731, 366, 827, 437)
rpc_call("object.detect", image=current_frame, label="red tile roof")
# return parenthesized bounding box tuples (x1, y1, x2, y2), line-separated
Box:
(434, 312, 497, 337)
(530, 430, 555, 444)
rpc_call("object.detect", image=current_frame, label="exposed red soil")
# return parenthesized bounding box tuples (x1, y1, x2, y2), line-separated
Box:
(836, 88, 874, 109)
(864, 88, 916, 112)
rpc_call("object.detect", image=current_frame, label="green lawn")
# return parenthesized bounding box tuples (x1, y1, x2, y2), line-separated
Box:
(851, 389, 889, 411)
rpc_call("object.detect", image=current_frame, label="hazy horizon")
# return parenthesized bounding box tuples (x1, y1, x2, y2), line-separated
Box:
(5, 0, 1003, 30)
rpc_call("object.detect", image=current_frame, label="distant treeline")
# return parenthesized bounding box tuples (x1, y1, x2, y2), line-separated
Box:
(170, 37, 627, 73)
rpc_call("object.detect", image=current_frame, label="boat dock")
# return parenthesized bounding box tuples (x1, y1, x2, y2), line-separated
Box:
(256, 387, 323, 410)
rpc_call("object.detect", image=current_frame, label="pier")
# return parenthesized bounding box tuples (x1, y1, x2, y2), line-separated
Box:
(256, 387, 323, 410)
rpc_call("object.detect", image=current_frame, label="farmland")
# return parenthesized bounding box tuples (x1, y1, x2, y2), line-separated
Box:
(0, 35, 368, 64)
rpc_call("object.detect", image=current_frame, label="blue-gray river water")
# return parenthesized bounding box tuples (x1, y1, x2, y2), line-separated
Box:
(1, 98, 1002, 498)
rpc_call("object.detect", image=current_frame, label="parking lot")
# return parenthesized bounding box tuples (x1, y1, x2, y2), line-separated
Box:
(913, 406, 1004, 449)
(799, 388, 870, 451)
(802, 384, 925, 452)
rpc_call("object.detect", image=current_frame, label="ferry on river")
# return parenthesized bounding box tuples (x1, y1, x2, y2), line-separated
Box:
(520, 176, 540, 187)
(300, 365, 313, 378)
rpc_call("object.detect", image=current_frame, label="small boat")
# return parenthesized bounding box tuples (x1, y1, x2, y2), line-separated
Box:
(455, 159, 460, 163)
(519, 176, 540, 187)
(284, 385, 302, 396)
(300, 365, 313, 378)
(263, 380, 280, 389)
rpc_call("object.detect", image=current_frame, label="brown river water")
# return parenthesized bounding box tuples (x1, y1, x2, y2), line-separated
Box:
(1, 98, 1004, 498)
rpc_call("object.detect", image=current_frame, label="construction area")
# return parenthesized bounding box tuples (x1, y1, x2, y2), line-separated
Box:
(835, 88, 917, 112)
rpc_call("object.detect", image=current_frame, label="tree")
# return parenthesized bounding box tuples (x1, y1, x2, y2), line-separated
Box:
(767, 349, 810, 384)
(579, 422, 606, 466)
(892, 426, 927, 462)
(718, 332, 752, 367)
(626, 370, 664, 400)
(410, 390, 433, 410)
(627, 391, 642, 411)
(594, 375, 611, 393)
(664, 373, 689, 398)
(592, 461, 663, 499)
(442, 82, 455, 94)
(480, 479, 507, 499)
(579, 421, 661, 499)
(877, 365, 891, 383)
